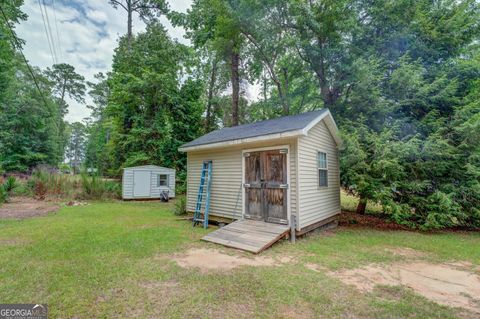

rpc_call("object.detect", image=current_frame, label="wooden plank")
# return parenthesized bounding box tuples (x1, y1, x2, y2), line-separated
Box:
(202, 220, 290, 253)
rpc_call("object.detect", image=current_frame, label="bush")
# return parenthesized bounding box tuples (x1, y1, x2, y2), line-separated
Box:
(105, 181, 122, 199)
(28, 170, 77, 197)
(0, 176, 18, 205)
(79, 175, 121, 200)
(3, 176, 17, 193)
(79, 174, 106, 200)
(173, 196, 187, 216)
(0, 186, 7, 205)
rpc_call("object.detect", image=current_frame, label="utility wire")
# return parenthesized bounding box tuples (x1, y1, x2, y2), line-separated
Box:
(42, 0, 58, 62)
(52, 0, 62, 60)
(37, 0, 56, 64)
(0, 4, 52, 119)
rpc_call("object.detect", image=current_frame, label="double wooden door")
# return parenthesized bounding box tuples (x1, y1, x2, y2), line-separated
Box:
(244, 149, 288, 224)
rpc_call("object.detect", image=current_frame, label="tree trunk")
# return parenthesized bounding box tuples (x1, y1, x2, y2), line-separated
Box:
(282, 67, 289, 115)
(205, 59, 218, 132)
(230, 51, 240, 127)
(356, 196, 367, 215)
(127, 0, 133, 49)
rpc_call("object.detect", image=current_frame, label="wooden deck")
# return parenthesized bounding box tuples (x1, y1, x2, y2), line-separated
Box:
(202, 219, 290, 254)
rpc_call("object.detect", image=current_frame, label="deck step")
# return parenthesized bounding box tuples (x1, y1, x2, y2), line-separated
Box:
(202, 219, 289, 254)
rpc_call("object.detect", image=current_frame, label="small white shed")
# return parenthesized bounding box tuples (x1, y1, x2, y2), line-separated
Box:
(122, 165, 175, 200)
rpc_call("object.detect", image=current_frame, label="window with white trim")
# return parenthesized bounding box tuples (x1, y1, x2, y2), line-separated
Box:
(157, 174, 168, 187)
(317, 152, 328, 187)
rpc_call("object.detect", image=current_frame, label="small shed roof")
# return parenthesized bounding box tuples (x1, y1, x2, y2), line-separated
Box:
(179, 109, 341, 152)
(123, 165, 174, 171)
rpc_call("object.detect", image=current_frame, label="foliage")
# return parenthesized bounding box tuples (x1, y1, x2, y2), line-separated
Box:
(0, 176, 17, 205)
(79, 174, 106, 200)
(173, 196, 187, 216)
(65, 122, 87, 173)
(2, 0, 480, 229)
(0, 186, 7, 205)
(3, 176, 17, 193)
(0, 3, 81, 172)
(27, 170, 73, 199)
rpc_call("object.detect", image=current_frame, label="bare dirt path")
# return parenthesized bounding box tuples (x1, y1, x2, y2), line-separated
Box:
(0, 197, 59, 219)
(328, 260, 480, 313)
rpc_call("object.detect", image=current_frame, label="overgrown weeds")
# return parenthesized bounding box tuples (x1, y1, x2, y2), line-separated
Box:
(0, 176, 17, 205)
(23, 170, 120, 201)
(173, 196, 187, 216)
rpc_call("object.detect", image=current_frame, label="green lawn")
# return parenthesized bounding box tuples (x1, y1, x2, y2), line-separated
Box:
(0, 201, 479, 318)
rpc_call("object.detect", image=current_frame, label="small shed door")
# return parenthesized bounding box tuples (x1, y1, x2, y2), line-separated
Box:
(244, 149, 288, 224)
(244, 152, 263, 220)
(133, 170, 151, 197)
(263, 150, 287, 224)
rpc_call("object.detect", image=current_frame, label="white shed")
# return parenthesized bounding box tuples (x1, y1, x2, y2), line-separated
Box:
(122, 165, 175, 200)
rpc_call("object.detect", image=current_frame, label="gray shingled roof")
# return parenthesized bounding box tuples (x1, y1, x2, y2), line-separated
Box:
(181, 109, 328, 149)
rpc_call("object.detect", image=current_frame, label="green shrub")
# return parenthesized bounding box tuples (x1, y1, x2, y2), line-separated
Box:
(0, 186, 7, 205)
(28, 170, 78, 198)
(173, 196, 187, 216)
(3, 176, 17, 193)
(79, 174, 106, 200)
(105, 181, 122, 199)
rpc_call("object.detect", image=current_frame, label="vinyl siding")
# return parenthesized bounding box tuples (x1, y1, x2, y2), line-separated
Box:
(297, 119, 340, 229)
(186, 139, 297, 222)
(122, 167, 175, 199)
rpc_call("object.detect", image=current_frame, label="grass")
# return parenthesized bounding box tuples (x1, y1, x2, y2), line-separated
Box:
(341, 189, 383, 214)
(0, 200, 479, 318)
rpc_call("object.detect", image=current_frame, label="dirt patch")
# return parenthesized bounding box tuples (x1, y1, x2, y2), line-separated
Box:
(0, 238, 30, 246)
(95, 280, 182, 317)
(305, 263, 327, 273)
(172, 248, 294, 272)
(207, 302, 255, 319)
(65, 201, 88, 207)
(339, 212, 408, 230)
(385, 247, 428, 258)
(330, 262, 480, 313)
(0, 197, 59, 219)
(278, 302, 315, 319)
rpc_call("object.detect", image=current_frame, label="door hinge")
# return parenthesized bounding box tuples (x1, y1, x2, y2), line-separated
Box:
(279, 149, 288, 154)
(243, 152, 250, 157)
(279, 184, 289, 189)
(243, 183, 251, 187)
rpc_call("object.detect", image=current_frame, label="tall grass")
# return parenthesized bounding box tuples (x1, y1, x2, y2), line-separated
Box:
(78, 174, 121, 200)
(0, 176, 17, 205)
(25, 170, 121, 201)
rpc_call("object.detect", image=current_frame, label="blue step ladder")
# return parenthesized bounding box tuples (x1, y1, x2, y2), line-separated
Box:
(193, 161, 212, 228)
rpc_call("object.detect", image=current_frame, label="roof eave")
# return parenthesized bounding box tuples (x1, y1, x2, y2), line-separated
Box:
(179, 129, 306, 152)
(301, 109, 342, 148)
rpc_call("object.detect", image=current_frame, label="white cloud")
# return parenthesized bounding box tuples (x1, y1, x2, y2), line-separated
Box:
(16, 0, 192, 123)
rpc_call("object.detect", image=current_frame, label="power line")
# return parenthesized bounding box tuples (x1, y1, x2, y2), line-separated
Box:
(0, 4, 52, 118)
(52, 0, 63, 60)
(37, 0, 56, 64)
(42, 0, 59, 62)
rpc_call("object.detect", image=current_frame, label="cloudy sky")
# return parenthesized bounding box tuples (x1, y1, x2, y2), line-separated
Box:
(16, 0, 192, 122)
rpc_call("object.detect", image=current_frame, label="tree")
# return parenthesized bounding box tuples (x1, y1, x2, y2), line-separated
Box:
(44, 63, 86, 106)
(44, 63, 86, 159)
(65, 122, 87, 173)
(181, 0, 246, 126)
(286, 0, 360, 109)
(0, 2, 63, 171)
(108, 0, 168, 48)
(103, 22, 202, 178)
